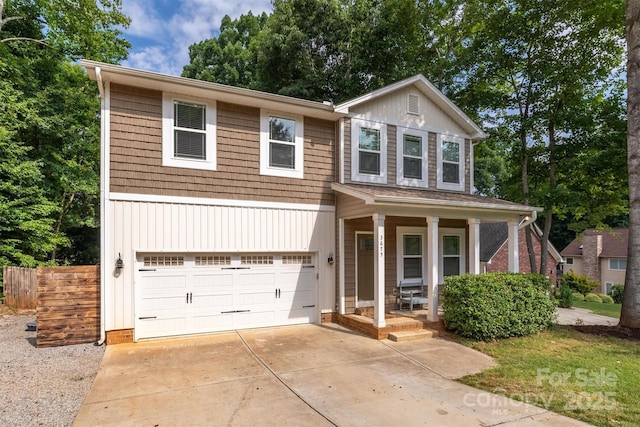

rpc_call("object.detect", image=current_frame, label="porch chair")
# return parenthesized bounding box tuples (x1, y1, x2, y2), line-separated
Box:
(398, 279, 428, 312)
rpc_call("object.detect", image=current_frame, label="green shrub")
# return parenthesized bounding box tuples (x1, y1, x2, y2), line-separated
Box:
(442, 273, 557, 340)
(558, 283, 573, 308)
(598, 294, 614, 304)
(584, 293, 602, 303)
(561, 271, 598, 295)
(572, 292, 585, 301)
(611, 284, 624, 304)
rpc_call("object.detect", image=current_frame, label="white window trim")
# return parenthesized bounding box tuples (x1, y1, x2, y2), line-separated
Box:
(260, 110, 304, 179)
(162, 93, 216, 171)
(438, 228, 466, 283)
(396, 227, 427, 283)
(396, 127, 428, 187)
(351, 118, 387, 184)
(605, 282, 613, 294)
(436, 134, 465, 191)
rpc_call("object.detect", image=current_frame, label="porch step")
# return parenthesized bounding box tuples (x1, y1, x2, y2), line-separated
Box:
(387, 329, 439, 342)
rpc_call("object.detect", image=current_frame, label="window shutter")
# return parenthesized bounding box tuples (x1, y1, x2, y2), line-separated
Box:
(407, 94, 420, 115)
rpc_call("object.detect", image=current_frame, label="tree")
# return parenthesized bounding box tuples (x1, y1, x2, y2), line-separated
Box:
(460, 0, 625, 276)
(620, 0, 640, 329)
(182, 12, 268, 88)
(0, 0, 129, 270)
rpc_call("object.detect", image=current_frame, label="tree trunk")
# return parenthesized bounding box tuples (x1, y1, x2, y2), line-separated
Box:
(540, 120, 558, 278)
(520, 128, 537, 273)
(620, 0, 640, 328)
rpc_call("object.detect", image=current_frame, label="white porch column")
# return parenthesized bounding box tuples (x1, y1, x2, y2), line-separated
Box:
(427, 216, 439, 322)
(373, 213, 386, 328)
(468, 218, 481, 275)
(338, 218, 345, 315)
(508, 219, 520, 273)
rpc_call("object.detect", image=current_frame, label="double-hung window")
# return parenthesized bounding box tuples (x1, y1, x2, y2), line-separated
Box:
(162, 93, 216, 170)
(351, 119, 387, 184)
(439, 228, 466, 283)
(396, 227, 426, 282)
(437, 134, 465, 191)
(397, 128, 428, 187)
(260, 111, 304, 179)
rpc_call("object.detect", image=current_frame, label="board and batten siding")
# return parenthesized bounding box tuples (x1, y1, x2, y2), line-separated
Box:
(105, 199, 335, 331)
(109, 84, 336, 206)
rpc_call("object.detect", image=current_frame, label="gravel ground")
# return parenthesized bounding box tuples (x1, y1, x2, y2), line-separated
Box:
(0, 309, 105, 427)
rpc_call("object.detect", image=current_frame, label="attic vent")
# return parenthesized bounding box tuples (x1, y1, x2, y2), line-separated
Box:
(407, 93, 420, 115)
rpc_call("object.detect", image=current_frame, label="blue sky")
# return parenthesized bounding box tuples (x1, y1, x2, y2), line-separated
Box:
(121, 0, 273, 76)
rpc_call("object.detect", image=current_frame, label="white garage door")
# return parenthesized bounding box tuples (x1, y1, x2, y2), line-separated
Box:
(135, 253, 317, 340)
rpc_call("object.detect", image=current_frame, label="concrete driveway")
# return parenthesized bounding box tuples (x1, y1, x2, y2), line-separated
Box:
(74, 324, 589, 427)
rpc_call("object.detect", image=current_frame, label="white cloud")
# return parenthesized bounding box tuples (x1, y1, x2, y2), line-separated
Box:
(122, 0, 273, 76)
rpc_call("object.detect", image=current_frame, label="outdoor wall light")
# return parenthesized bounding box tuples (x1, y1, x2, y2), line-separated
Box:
(115, 253, 124, 269)
(328, 252, 334, 265)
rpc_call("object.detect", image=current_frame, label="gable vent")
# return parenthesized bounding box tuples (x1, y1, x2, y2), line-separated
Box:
(407, 93, 420, 115)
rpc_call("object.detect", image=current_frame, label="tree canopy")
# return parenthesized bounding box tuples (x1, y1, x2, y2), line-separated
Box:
(0, 0, 129, 271)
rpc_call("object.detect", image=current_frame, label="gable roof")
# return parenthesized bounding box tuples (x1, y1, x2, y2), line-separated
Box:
(334, 75, 487, 141)
(479, 222, 563, 263)
(561, 228, 629, 258)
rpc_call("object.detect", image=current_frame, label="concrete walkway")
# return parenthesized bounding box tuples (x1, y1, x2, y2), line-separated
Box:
(556, 307, 618, 326)
(74, 324, 590, 427)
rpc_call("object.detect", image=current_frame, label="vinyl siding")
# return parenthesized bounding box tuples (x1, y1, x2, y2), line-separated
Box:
(106, 199, 335, 330)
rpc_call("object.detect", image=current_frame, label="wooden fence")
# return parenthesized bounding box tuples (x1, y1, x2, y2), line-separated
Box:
(36, 266, 100, 348)
(2, 266, 37, 309)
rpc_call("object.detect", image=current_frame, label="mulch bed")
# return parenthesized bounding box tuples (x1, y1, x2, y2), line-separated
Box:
(573, 325, 640, 340)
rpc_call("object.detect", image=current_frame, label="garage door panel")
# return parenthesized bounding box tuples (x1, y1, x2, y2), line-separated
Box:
(140, 275, 187, 291)
(192, 313, 232, 331)
(137, 317, 187, 338)
(191, 272, 233, 288)
(279, 271, 315, 288)
(236, 272, 276, 287)
(192, 293, 233, 309)
(140, 295, 188, 312)
(233, 311, 276, 328)
(237, 290, 276, 306)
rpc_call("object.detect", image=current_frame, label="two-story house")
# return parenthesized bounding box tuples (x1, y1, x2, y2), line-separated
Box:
(82, 60, 541, 343)
(560, 228, 628, 294)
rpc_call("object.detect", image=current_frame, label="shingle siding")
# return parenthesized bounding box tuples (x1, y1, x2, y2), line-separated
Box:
(109, 84, 336, 206)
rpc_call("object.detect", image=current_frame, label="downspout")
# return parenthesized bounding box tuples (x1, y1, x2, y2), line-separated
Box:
(95, 66, 106, 346)
(518, 210, 537, 229)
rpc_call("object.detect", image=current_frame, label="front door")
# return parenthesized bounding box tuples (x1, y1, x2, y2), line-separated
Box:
(356, 233, 374, 306)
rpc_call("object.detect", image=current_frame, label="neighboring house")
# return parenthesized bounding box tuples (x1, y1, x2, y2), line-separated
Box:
(82, 60, 541, 343)
(480, 222, 563, 284)
(560, 228, 628, 294)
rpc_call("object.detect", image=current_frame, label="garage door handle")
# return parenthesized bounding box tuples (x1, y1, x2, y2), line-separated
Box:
(221, 310, 251, 314)
(138, 268, 157, 271)
(303, 305, 315, 308)
(138, 316, 157, 320)
(302, 265, 315, 268)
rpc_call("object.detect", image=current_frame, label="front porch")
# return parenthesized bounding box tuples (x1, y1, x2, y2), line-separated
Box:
(333, 183, 540, 337)
(335, 307, 444, 340)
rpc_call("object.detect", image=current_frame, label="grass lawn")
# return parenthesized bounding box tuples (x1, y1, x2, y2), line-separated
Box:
(458, 326, 640, 427)
(573, 300, 621, 318)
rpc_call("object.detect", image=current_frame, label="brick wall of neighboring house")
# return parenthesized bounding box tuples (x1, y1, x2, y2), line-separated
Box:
(582, 234, 602, 284)
(485, 227, 558, 284)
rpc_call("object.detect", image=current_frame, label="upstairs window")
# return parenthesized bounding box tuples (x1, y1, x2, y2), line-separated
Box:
(437, 134, 465, 191)
(260, 111, 304, 179)
(162, 93, 216, 171)
(397, 128, 428, 187)
(359, 127, 381, 175)
(566, 257, 574, 265)
(174, 102, 206, 159)
(351, 119, 387, 184)
(609, 259, 627, 270)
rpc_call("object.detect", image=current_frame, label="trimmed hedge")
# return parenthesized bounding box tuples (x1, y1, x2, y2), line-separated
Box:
(585, 293, 602, 303)
(442, 273, 557, 340)
(598, 294, 614, 304)
(572, 292, 585, 301)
